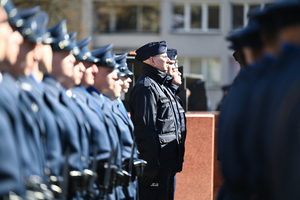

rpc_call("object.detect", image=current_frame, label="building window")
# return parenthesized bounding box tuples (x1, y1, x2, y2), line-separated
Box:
(231, 2, 274, 30)
(171, 3, 221, 33)
(93, 2, 160, 33)
(178, 57, 221, 86)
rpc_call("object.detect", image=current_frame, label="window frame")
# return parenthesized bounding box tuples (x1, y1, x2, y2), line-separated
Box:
(93, 1, 160, 33)
(171, 2, 221, 34)
(230, 2, 271, 30)
(178, 57, 221, 87)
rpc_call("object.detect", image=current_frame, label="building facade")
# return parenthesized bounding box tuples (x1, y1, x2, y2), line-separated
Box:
(83, 0, 275, 110)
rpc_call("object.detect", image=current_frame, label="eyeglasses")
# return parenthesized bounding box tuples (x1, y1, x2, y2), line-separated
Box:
(154, 54, 168, 59)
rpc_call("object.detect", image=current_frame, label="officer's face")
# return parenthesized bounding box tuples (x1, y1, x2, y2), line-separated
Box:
(151, 53, 170, 72)
(10, 41, 38, 78)
(2, 28, 23, 72)
(52, 52, 76, 84)
(81, 62, 98, 88)
(39, 44, 53, 74)
(73, 61, 85, 85)
(172, 68, 182, 86)
(167, 61, 175, 76)
(94, 66, 120, 100)
(120, 75, 132, 94)
(0, 7, 11, 63)
(113, 78, 123, 98)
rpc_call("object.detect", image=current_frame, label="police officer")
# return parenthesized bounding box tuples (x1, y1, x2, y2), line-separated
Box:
(113, 53, 140, 200)
(42, 20, 91, 198)
(0, 0, 24, 197)
(129, 41, 182, 200)
(166, 48, 186, 200)
(14, 10, 64, 191)
(87, 44, 126, 200)
(71, 37, 115, 198)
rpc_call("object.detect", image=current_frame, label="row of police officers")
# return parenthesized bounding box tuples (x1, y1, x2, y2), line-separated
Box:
(0, 0, 187, 200)
(218, 0, 300, 200)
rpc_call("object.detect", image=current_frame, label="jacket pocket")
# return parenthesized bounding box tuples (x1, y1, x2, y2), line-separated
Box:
(158, 133, 179, 167)
(157, 118, 175, 134)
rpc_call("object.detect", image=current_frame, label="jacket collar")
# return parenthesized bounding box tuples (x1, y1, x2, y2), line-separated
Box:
(169, 83, 180, 94)
(142, 63, 169, 85)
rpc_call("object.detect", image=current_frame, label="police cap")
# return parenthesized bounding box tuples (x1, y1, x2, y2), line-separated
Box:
(1, 0, 23, 28)
(167, 48, 178, 68)
(90, 43, 116, 68)
(48, 20, 79, 54)
(135, 41, 167, 61)
(115, 53, 133, 77)
(75, 37, 100, 63)
(266, 0, 300, 28)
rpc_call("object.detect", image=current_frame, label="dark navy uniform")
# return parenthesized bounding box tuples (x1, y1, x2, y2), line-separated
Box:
(130, 63, 181, 200)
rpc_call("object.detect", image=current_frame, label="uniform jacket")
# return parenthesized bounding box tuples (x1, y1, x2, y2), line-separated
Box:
(43, 75, 88, 173)
(129, 63, 181, 173)
(168, 83, 186, 172)
(18, 75, 62, 177)
(87, 87, 122, 168)
(0, 106, 23, 196)
(1, 73, 45, 182)
(72, 86, 112, 164)
(112, 99, 138, 200)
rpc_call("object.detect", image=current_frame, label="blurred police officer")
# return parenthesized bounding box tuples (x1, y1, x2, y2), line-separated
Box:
(0, 0, 25, 197)
(15, 10, 64, 191)
(129, 41, 182, 200)
(87, 44, 126, 200)
(71, 37, 115, 199)
(42, 20, 91, 198)
(113, 53, 140, 200)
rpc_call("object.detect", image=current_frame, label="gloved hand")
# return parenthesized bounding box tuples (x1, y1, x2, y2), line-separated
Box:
(141, 170, 158, 187)
(133, 159, 147, 177)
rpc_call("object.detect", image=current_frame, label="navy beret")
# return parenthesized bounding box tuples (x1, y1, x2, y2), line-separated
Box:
(167, 48, 178, 68)
(135, 41, 167, 61)
(115, 53, 133, 77)
(75, 37, 100, 63)
(90, 43, 116, 68)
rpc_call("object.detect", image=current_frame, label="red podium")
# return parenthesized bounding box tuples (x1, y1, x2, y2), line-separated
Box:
(175, 112, 223, 200)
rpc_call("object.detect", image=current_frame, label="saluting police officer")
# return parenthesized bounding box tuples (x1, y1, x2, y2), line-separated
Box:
(166, 48, 187, 200)
(129, 41, 183, 200)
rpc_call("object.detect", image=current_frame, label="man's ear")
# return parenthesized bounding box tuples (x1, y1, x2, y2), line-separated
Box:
(150, 56, 155, 65)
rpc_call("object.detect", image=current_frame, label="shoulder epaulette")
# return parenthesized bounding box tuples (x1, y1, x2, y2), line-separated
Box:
(144, 77, 151, 87)
(20, 82, 32, 92)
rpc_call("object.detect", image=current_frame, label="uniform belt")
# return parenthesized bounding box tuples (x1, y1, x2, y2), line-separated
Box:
(69, 169, 96, 193)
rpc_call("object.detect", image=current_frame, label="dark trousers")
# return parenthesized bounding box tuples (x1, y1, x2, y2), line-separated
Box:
(138, 168, 176, 200)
